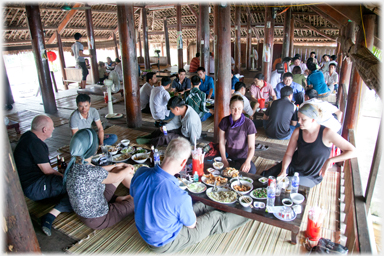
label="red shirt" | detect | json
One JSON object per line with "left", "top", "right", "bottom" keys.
{"left": 189, "top": 57, "right": 200, "bottom": 73}
{"left": 249, "top": 81, "right": 276, "bottom": 101}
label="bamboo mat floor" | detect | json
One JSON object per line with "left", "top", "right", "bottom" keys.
{"left": 55, "top": 93, "right": 124, "bottom": 111}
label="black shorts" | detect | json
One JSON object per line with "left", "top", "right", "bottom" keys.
{"left": 78, "top": 61, "right": 89, "bottom": 81}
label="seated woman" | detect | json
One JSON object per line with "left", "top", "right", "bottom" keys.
{"left": 218, "top": 95, "right": 257, "bottom": 174}
{"left": 261, "top": 104, "right": 356, "bottom": 188}
{"left": 292, "top": 66, "right": 307, "bottom": 90}
{"left": 64, "top": 128, "right": 135, "bottom": 230}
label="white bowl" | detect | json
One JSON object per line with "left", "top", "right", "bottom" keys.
{"left": 121, "top": 139, "right": 130, "bottom": 147}
{"left": 214, "top": 157, "right": 222, "bottom": 162}
{"left": 239, "top": 196, "right": 253, "bottom": 207}
{"left": 213, "top": 161, "right": 224, "bottom": 170}
{"left": 131, "top": 153, "right": 149, "bottom": 164}
{"left": 290, "top": 193, "right": 305, "bottom": 204}
{"left": 231, "top": 181, "right": 253, "bottom": 195}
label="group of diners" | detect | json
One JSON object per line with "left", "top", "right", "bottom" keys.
{"left": 13, "top": 57, "right": 355, "bottom": 252}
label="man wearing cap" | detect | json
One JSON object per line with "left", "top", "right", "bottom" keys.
{"left": 13, "top": 115, "right": 73, "bottom": 236}
{"left": 149, "top": 77, "right": 175, "bottom": 126}
{"left": 275, "top": 72, "right": 305, "bottom": 105}
{"left": 69, "top": 94, "right": 118, "bottom": 146}
{"left": 64, "top": 128, "right": 135, "bottom": 230}
{"left": 71, "top": 32, "right": 92, "bottom": 89}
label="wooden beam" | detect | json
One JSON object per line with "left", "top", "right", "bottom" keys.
{"left": 46, "top": 3, "right": 81, "bottom": 44}
{"left": 142, "top": 7, "right": 150, "bottom": 70}
{"left": 309, "top": 5, "right": 349, "bottom": 28}
{"left": 200, "top": 4, "right": 210, "bottom": 73}
{"left": 246, "top": 8, "right": 252, "bottom": 70}
{"left": 164, "top": 18, "right": 171, "bottom": 66}
{"left": 294, "top": 17, "right": 337, "bottom": 41}
{"left": 325, "top": 4, "right": 362, "bottom": 25}
{"left": 187, "top": 5, "right": 198, "bottom": 18}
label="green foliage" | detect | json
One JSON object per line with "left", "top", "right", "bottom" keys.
{"left": 372, "top": 46, "right": 382, "bottom": 61}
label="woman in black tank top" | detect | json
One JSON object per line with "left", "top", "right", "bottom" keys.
{"left": 262, "top": 104, "right": 356, "bottom": 188}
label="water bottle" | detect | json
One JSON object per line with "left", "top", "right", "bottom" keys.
{"left": 154, "top": 149, "right": 160, "bottom": 166}
{"left": 193, "top": 171, "right": 199, "bottom": 182}
{"left": 291, "top": 172, "right": 300, "bottom": 194}
{"left": 267, "top": 185, "right": 276, "bottom": 208}
{"left": 162, "top": 126, "right": 168, "bottom": 135}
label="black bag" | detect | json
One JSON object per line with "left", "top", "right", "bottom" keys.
{"left": 309, "top": 238, "right": 348, "bottom": 254}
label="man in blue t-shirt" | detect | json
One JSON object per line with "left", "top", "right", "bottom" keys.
{"left": 231, "top": 70, "right": 239, "bottom": 94}
{"left": 275, "top": 72, "right": 305, "bottom": 105}
{"left": 197, "top": 66, "right": 215, "bottom": 99}
{"left": 130, "top": 137, "right": 249, "bottom": 253}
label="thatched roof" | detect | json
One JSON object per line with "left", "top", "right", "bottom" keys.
{"left": 2, "top": 2, "right": 381, "bottom": 53}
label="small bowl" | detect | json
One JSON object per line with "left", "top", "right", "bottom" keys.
{"left": 214, "top": 157, "right": 222, "bottom": 162}
{"left": 121, "top": 139, "right": 130, "bottom": 147}
{"left": 213, "top": 161, "right": 224, "bottom": 170}
{"left": 239, "top": 196, "right": 253, "bottom": 207}
{"left": 253, "top": 201, "right": 265, "bottom": 209}
{"left": 131, "top": 153, "right": 149, "bottom": 164}
{"left": 290, "top": 193, "right": 305, "bottom": 204}
{"left": 231, "top": 181, "right": 253, "bottom": 195}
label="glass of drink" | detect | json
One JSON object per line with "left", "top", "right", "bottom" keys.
{"left": 192, "top": 154, "right": 204, "bottom": 177}
{"left": 275, "top": 181, "right": 282, "bottom": 196}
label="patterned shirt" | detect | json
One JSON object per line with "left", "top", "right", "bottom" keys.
{"left": 249, "top": 81, "right": 276, "bottom": 102}
{"left": 189, "top": 57, "right": 200, "bottom": 73}
{"left": 66, "top": 164, "right": 109, "bottom": 219}
{"left": 185, "top": 87, "right": 210, "bottom": 117}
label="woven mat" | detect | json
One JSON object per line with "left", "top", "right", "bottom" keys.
{"left": 6, "top": 110, "right": 69, "bottom": 143}
{"left": 141, "top": 112, "right": 155, "bottom": 123}
{"left": 253, "top": 156, "right": 280, "bottom": 175}
{"left": 255, "top": 129, "right": 290, "bottom": 146}
{"left": 67, "top": 171, "right": 338, "bottom": 254}
{"left": 202, "top": 115, "right": 215, "bottom": 133}
{"left": 55, "top": 94, "right": 124, "bottom": 111}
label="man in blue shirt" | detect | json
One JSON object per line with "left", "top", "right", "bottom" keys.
{"left": 197, "top": 67, "right": 215, "bottom": 99}
{"left": 130, "top": 137, "right": 249, "bottom": 253}
{"left": 231, "top": 70, "right": 239, "bottom": 94}
{"left": 275, "top": 72, "right": 305, "bottom": 105}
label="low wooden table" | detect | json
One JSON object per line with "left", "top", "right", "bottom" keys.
{"left": 188, "top": 161, "right": 309, "bottom": 245}
{"left": 6, "top": 120, "right": 20, "bottom": 134}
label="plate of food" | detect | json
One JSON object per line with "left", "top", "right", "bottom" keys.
{"left": 206, "top": 187, "right": 238, "bottom": 204}
{"left": 231, "top": 180, "right": 253, "bottom": 195}
{"left": 221, "top": 167, "right": 239, "bottom": 178}
{"left": 131, "top": 153, "right": 149, "bottom": 164}
{"left": 120, "top": 146, "right": 135, "bottom": 154}
{"left": 135, "top": 147, "right": 148, "bottom": 154}
{"left": 250, "top": 188, "right": 268, "bottom": 200}
{"left": 111, "top": 153, "right": 131, "bottom": 163}
{"left": 201, "top": 174, "right": 228, "bottom": 186}
{"left": 230, "top": 177, "right": 253, "bottom": 184}
{"left": 102, "top": 145, "right": 120, "bottom": 155}
{"left": 258, "top": 177, "right": 268, "bottom": 184}
{"left": 91, "top": 153, "right": 105, "bottom": 163}
{"left": 187, "top": 182, "right": 207, "bottom": 193}
{"left": 133, "top": 164, "right": 149, "bottom": 172}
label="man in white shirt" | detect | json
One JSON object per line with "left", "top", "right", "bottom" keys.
{"left": 324, "top": 63, "right": 339, "bottom": 93}
{"left": 270, "top": 63, "right": 283, "bottom": 89}
{"left": 150, "top": 77, "right": 174, "bottom": 125}
{"left": 301, "top": 88, "right": 343, "bottom": 134}
{"left": 289, "top": 57, "right": 307, "bottom": 74}
{"left": 140, "top": 72, "right": 158, "bottom": 113}
{"left": 233, "top": 82, "right": 257, "bottom": 120}
{"left": 114, "top": 58, "right": 123, "bottom": 81}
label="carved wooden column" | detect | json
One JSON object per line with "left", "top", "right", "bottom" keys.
{"left": 85, "top": 6, "right": 99, "bottom": 83}
{"left": 289, "top": 16, "right": 294, "bottom": 57}
{"left": 142, "top": 7, "right": 150, "bottom": 70}
{"left": 56, "top": 31, "right": 68, "bottom": 90}
{"left": 213, "top": 4, "right": 231, "bottom": 143}
{"left": 200, "top": 4, "right": 210, "bottom": 73}
{"left": 262, "top": 7, "right": 274, "bottom": 83}
{"left": 163, "top": 18, "right": 171, "bottom": 66}
{"left": 282, "top": 7, "right": 292, "bottom": 59}
{"left": 117, "top": 4, "right": 142, "bottom": 128}
{"left": 26, "top": 5, "right": 57, "bottom": 114}
{"left": 234, "top": 5, "right": 241, "bottom": 73}
{"left": 113, "top": 32, "right": 119, "bottom": 59}
{"left": 176, "top": 4, "right": 183, "bottom": 69}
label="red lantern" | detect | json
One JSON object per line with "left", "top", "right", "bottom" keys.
{"left": 47, "top": 51, "right": 57, "bottom": 62}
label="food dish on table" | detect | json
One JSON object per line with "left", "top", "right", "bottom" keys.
{"left": 201, "top": 174, "right": 228, "bottom": 186}
{"left": 111, "top": 153, "right": 131, "bottom": 162}
{"left": 131, "top": 153, "right": 149, "bottom": 163}
{"left": 206, "top": 187, "right": 237, "bottom": 204}
{"left": 250, "top": 188, "right": 268, "bottom": 199}
{"left": 120, "top": 146, "right": 135, "bottom": 154}
{"left": 222, "top": 167, "right": 239, "bottom": 178}
{"left": 231, "top": 180, "right": 253, "bottom": 195}
{"left": 187, "top": 182, "right": 207, "bottom": 193}
{"left": 230, "top": 177, "right": 253, "bottom": 184}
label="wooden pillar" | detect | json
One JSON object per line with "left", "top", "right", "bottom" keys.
{"left": 26, "top": 5, "right": 57, "bottom": 114}
{"left": 196, "top": 5, "right": 201, "bottom": 53}
{"left": 338, "top": 25, "right": 353, "bottom": 108}
{"left": 138, "top": 30, "right": 143, "bottom": 57}
{"left": 113, "top": 32, "right": 119, "bottom": 59}
{"left": 213, "top": 4, "right": 231, "bottom": 143}
{"left": 85, "top": 6, "right": 98, "bottom": 83}
{"left": 262, "top": 7, "right": 274, "bottom": 83}
{"left": 289, "top": 16, "right": 294, "bottom": 57}
{"left": 176, "top": 4, "right": 183, "bottom": 69}
{"left": 142, "top": 7, "right": 150, "bottom": 70}
{"left": 5, "top": 136, "right": 41, "bottom": 252}
{"left": 342, "top": 20, "right": 363, "bottom": 140}
{"left": 246, "top": 8, "right": 252, "bottom": 70}
{"left": 282, "top": 7, "right": 292, "bottom": 59}
{"left": 234, "top": 6, "right": 241, "bottom": 73}
{"left": 336, "top": 27, "right": 343, "bottom": 74}
{"left": 4, "top": 60, "right": 15, "bottom": 106}
{"left": 117, "top": 4, "right": 142, "bottom": 128}
{"left": 187, "top": 39, "right": 190, "bottom": 64}
{"left": 56, "top": 31, "right": 68, "bottom": 90}
{"left": 257, "top": 42, "right": 263, "bottom": 70}
{"left": 161, "top": 40, "right": 164, "bottom": 57}
{"left": 163, "top": 18, "right": 171, "bottom": 66}
{"left": 200, "top": 4, "right": 210, "bottom": 74}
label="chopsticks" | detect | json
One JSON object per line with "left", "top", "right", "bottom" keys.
{"left": 233, "top": 189, "right": 254, "bottom": 208}
{"left": 178, "top": 177, "right": 190, "bottom": 189}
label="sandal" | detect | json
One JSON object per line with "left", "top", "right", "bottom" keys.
{"left": 255, "top": 143, "right": 269, "bottom": 151}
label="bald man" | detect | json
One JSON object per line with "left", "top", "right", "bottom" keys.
{"left": 13, "top": 115, "right": 73, "bottom": 237}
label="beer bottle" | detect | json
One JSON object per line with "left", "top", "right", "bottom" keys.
{"left": 60, "top": 157, "right": 67, "bottom": 173}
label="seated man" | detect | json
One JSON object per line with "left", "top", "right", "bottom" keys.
{"left": 13, "top": 115, "right": 72, "bottom": 236}
{"left": 149, "top": 77, "right": 174, "bottom": 125}
{"left": 324, "top": 63, "right": 339, "bottom": 92}
{"left": 130, "top": 137, "right": 249, "bottom": 253}
{"left": 140, "top": 72, "right": 157, "bottom": 113}
{"left": 270, "top": 63, "right": 283, "bottom": 89}
{"left": 98, "top": 61, "right": 109, "bottom": 84}
{"left": 275, "top": 72, "right": 305, "bottom": 105}
{"left": 69, "top": 94, "right": 117, "bottom": 146}
{"left": 197, "top": 67, "right": 215, "bottom": 99}
{"left": 137, "top": 96, "right": 201, "bottom": 147}
{"left": 231, "top": 70, "right": 239, "bottom": 94}
{"left": 233, "top": 82, "right": 257, "bottom": 120}
{"left": 185, "top": 75, "right": 214, "bottom": 122}
{"left": 170, "top": 68, "right": 191, "bottom": 96}
{"left": 301, "top": 88, "right": 343, "bottom": 134}
{"left": 189, "top": 53, "right": 200, "bottom": 73}
{"left": 261, "top": 86, "right": 298, "bottom": 140}
{"left": 114, "top": 58, "right": 123, "bottom": 81}
{"left": 249, "top": 73, "right": 277, "bottom": 109}
{"left": 289, "top": 57, "right": 307, "bottom": 74}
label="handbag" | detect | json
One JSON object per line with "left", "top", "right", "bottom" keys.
{"left": 309, "top": 238, "right": 348, "bottom": 254}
